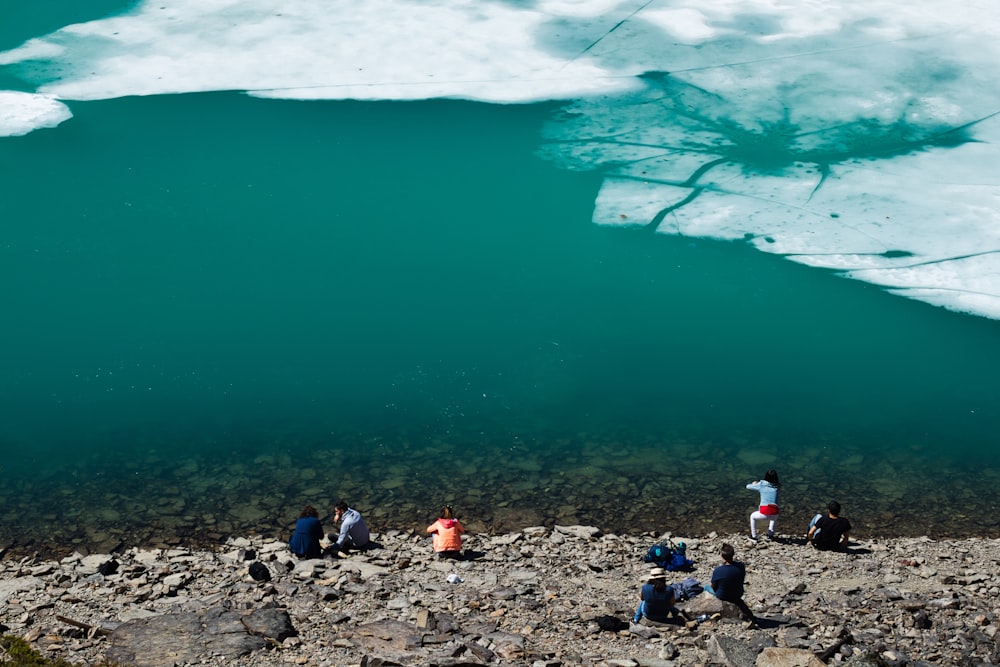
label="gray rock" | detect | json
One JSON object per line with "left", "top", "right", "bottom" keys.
{"left": 242, "top": 607, "right": 296, "bottom": 641}
{"left": 415, "top": 608, "right": 435, "bottom": 630}
{"left": 0, "top": 576, "right": 43, "bottom": 604}
{"left": 353, "top": 619, "right": 424, "bottom": 656}
{"left": 628, "top": 621, "right": 661, "bottom": 639}
{"left": 105, "top": 607, "right": 268, "bottom": 667}
{"left": 340, "top": 559, "right": 391, "bottom": 579}
{"left": 705, "top": 634, "right": 756, "bottom": 667}
{"left": 486, "top": 631, "right": 526, "bottom": 660}
{"left": 680, "top": 591, "right": 745, "bottom": 619}
{"left": 490, "top": 586, "right": 518, "bottom": 600}
{"left": 553, "top": 525, "right": 602, "bottom": 540}
{"left": 756, "top": 647, "right": 825, "bottom": 667}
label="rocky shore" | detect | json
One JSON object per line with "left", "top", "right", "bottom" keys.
{"left": 2, "top": 527, "right": 999, "bottom": 667}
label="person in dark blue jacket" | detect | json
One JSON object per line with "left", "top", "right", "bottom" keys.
{"left": 706, "top": 543, "right": 755, "bottom": 621}
{"left": 289, "top": 505, "right": 324, "bottom": 559}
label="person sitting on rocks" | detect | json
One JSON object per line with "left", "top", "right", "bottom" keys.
{"left": 706, "top": 543, "right": 755, "bottom": 621}
{"left": 288, "top": 505, "right": 324, "bottom": 559}
{"left": 427, "top": 504, "right": 465, "bottom": 559}
{"left": 807, "top": 501, "right": 852, "bottom": 551}
{"left": 632, "top": 567, "right": 682, "bottom": 624}
{"left": 326, "top": 500, "right": 370, "bottom": 555}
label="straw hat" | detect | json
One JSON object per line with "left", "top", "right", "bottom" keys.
{"left": 647, "top": 567, "right": 666, "bottom": 579}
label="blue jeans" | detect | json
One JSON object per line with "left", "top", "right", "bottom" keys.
{"left": 808, "top": 513, "right": 823, "bottom": 538}
{"left": 633, "top": 601, "right": 677, "bottom": 623}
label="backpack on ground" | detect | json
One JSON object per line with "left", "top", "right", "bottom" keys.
{"left": 642, "top": 539, "right": 695, "bottom": 572}
{"left": 642, "top": 543, "right": 673, "bottom": 565}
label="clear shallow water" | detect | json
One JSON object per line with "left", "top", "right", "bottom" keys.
{"left": 1, "top": 3, "right": 1000, "bottom": 553}
{"left": 1, "top": 91, "right": 999, "bottom": 552}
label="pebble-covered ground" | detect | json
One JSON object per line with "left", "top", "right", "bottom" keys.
{"left": 2, "top": 525, "right": 999, "bottom": 666}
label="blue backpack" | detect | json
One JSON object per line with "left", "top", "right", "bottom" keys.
{"left": 643, "top": 543, "right": 673, "bottom": 564}
{"left": 642, "top": 541, "right": 695, "bottom": 572}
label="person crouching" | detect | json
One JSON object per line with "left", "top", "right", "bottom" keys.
{"left": 427, "top": 504, "right": 465, "bottom": 559}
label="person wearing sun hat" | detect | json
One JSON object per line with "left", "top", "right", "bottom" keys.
{"left": 632, "top": 566, "right": 681, "bottom": 624}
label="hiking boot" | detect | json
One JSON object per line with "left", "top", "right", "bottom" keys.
{"left": 748, "top": 535, "right": 758, "bottom": 542}
{"left": 767, "top": 530, "right": 775, "bottom": 541}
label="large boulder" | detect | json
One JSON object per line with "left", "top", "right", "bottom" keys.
{"left": 681, "top": 591, "right": 747, "bottom": 619}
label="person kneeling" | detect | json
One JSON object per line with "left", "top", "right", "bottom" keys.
{"left": 633, "top": 567, "right": 682, "bottom": 624}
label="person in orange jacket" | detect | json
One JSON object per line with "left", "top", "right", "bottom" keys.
{"left": 427, "top": 505, "right": 465, "bottom": 559}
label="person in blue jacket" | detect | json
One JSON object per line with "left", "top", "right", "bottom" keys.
{"left": 706, "top": 543, "right": 755, "bottom": 621}
{"left": 288, "top": 505, "right": 324, "bottom": 559}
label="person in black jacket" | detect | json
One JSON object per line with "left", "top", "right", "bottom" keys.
{"left": 807, "top": 501, "right": 852, "bottom": 551}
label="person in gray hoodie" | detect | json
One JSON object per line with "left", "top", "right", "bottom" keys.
{"left": 327, "top": 500, "right": 370, "bottom": 555}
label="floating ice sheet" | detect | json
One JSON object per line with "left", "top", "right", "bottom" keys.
{"left": 0, "top": 91, "right": 71, "bottom": 136}
{"left": 2, "top": 0, "right": 999, "bottom": 317}
{"left": 541, "top": 72, "right": 1000, "bottom": 318}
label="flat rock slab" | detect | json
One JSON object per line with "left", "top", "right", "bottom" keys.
{"left": 354, "top": 619, "right": 424, "bottom": 653}
{"left": 553, "top": 525, "right": 602, "bottom": 539}
{"left": 0, "top": 576, "right": 42, "bottom": 603}
{"left": 105, "top": 606, "right": 292, "bottom": 667}
{"left": 756, "top": 647, "right": 826, "bottom": 667}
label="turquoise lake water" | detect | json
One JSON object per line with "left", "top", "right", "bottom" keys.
{"left": 1, "top": 3, "right": 999, "bottom": 553}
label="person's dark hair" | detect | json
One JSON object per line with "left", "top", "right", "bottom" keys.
{"left": 650, "top": 578, "right": 668, "bottom": 593}
{"left": 721, "top": 543, "right": 735, "bottom": 563}
{"left": 440, "top": 505, "right": 454, "bottom": 520}
{"left": 764, "top": 469, "right": 780, "bottom": 487}
{"left": 827, "top": 501, "right": 842, "bottom": 516}
{"left": 300, "top": 505, "right": 318, "bottom": 519}
{"left": 334, "top": 501, "right": 348, "bottom": 513}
